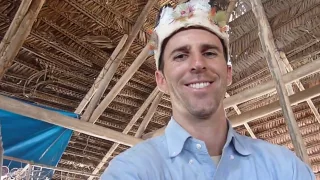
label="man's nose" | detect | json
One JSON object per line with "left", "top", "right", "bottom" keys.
{"left": 190, "top": 53, "right": 206, "bottom": 73}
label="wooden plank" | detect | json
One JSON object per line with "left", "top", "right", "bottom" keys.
{"left": 88, "top": 44, "right": 150, "bottom": 123}
{"left": 250, "top": 0, "right": 310, "bottom": 165}
{"left": 0, "top": 95, "right": 142, "bottom": 147}
{"left": 0, "top": 0, "right": 45, "bottom": 79}
{"left": 87, "top": 88, "right": 159, "bottom": 180}
{"left": 81, "top": 0, "right": 157, "bottom": 122}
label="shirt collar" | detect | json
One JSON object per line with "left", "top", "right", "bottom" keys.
{"left": 164, "top": 117, "right": 252, "bottom": 158}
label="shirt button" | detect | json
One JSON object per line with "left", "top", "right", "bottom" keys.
{"left": 189, "top": 159, "right": 194, "bottom": 164}
{"left": 196, "top": 144, "right": 202, "bottom": 150}
{"left": 230, "top": 155, "right": 235, "bottom": 160}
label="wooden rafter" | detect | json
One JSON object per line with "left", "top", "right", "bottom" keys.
{"left": 0, "top": 0, "right": 45, "bottom": 79}
{"left": 75, "top": 35, "right": 128, "bottom": 114}
{"left": 250, "top": 0, "right": 309, "bottom": 165}
{"left": 81, "top": 0, "right": 157, "bottom": 122}
{"left": 88, "top": 44, "right": 151, "bottom": 123}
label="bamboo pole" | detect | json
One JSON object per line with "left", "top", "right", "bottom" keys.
{"left": 88, "top": 44, "right": 151, "bottom": 123}
{"left": 250, "top": 0, "right": 310, "bottom": 165}
{"left": 0, "top": 0, "right": 45, "bottom": 80}
{"left": 0, "top": 95, "right": 142, "bottom": 147}
{"left": 135, "top": 92, "right": 164, "bottom": 138}
{"left": 87, "top": 88, "right": 159, "bottom": 180}
{"left": 81, "top": 0, "right": 157, "bottom": 122}
{"left": 3, "top": 156, "right": 100, "bottom": 177}
{"left": 74, "top": 35, "right": 128, "bottom": 114}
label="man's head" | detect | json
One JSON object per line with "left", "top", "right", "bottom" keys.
{"left": 151, "top": 0, "right": 232, "bottom": 120}
{"left": 155, "top": 28, "right": 232, "bottom": 119}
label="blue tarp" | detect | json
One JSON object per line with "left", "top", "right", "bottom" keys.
{"left": 0, "top": 98, "right": 79, "bottom": 178}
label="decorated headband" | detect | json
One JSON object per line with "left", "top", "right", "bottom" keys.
{"left": 149, "top": 0, "right": 231, "bottom": 70}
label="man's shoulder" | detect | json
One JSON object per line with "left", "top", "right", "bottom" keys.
{"left": 236, "top": 133, "right": 315, "bottom": 179}
{"left": 238, "top": 133, "right": 295, "bottom": 159}
{"left": 114, "top": 135, "right": 167, "bottom": 162}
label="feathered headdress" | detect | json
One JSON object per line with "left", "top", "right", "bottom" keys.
{"left": 149, "top": 0, "right": 231, "bottom": 70}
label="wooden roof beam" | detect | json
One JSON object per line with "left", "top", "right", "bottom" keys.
{"left": 250, "top": 0, "right": 309, "bottom": 165}
{"left": 80, "top": 0, "right": 157, "bottom": 123}
{"left": 87, "top": 88, "right": 159, "bottom": 180}
{"left": 0, "top": 94, "right": 142, "bottom": 146}
{"left": 87, "top": 45, "right": 151, "bottom": 123}
{"left": 0, "top": 0, "right": 45, "bottom": 80}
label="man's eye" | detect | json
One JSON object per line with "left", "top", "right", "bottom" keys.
{"left": 173, "top": 54, "right": 187, "bottom": 61}
{"left": 204, "top": 52, "right": 217, "bottom": 58}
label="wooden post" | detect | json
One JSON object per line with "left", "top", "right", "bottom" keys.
{"left": 81, "top": 0, "right": 157, "bottom": 121}
{"left": 87, "top": 88, "right": 159, "bottom": 180}
{"left": 74, "top": 35, "right": 128, "bottom": 114}
{"left": 250, "top": 0, "right": 310, "bottom": 165}
{"left": 135, "top": 92, "right": 164, "bottom": 138}
{"left": 0, "top": 0, "right": 45, "bottom": 80}
{"left": 88, "top": 44, "right": 150, "bottom": 123}
{"left": 0, "top": 95, "right": 142, "bottom": 147}
{"left": 3, "top": 156, "right": 101, "bottom": 177}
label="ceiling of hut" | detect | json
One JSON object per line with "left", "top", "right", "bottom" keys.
{"left": 0, "top": 0, "right": 320, "bottom": 179}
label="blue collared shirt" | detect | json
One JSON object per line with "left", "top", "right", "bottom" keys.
{"left": 101, "top": 118, "right": 315, "bottom": 180}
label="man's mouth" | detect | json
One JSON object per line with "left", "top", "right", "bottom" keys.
{"left": 186, "top": 82, "right": 213, "bottom": 89}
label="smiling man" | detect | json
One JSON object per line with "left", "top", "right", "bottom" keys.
{"left": 101, "top": 0, "right": 315, "bottom": 179}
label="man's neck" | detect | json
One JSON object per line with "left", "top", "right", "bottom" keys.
{"left": 172, "top": 105, "right": 228, "bottom": 156}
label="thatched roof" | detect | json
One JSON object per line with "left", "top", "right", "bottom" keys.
{"left": 0, "top": 0, "right": 319, "bottom": 179}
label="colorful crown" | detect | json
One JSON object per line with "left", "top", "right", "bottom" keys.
{"left": 149, "top": 0, "right": 231, "bottom": 70}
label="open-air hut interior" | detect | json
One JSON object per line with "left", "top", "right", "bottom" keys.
{"left": 0, "top": 0, "right": 320, "bottom": 179}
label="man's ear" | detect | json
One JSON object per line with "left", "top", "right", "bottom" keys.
{"left": 155, "top": 70, "right": 168, "bottom": 94}
{"left": 227, "top": 65, "right": 232, "bottom": 86}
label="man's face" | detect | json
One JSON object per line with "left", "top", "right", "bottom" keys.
{"left": 155, "top": 28, "right": 232, "bottom": 119}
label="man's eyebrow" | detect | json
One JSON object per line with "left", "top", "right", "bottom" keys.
{"left": 169, "top": 45, "right": 190, "bottom": 57}
{"left": 201, "top": 44, "right": 222, "bottom": 52}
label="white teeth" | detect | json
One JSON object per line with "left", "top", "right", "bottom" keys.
{"left": 188, "top": 82, "right": 210, "bottom": 89}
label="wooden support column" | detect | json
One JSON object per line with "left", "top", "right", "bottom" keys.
{"left": 135, "top": 92, "right": 164, "bottom": 138}
{"left": 0, "top": 95, "right": 142, "bottom": 147}
{"left": 74, "top": 35, "right": 128, "bottom": 114}
{"left": 88, "top": 45, "right": 150, "bottom": 123}
{"left": 279, "top": 51, "right": 320, "bottom": 124}
{"left": 225, "top": 93, "right": 256, "bottom": 138}
{"left": 80, "top": 0, "right": 157, "bottom": 122}
{"left": 250, "top": 0, "right": 310, "bottom": 165}
{"left": 87, "top": 88, "right": 159, "bottom": 180}
{"left": 0, "top": 0, "right": 45, "bottom": 80}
